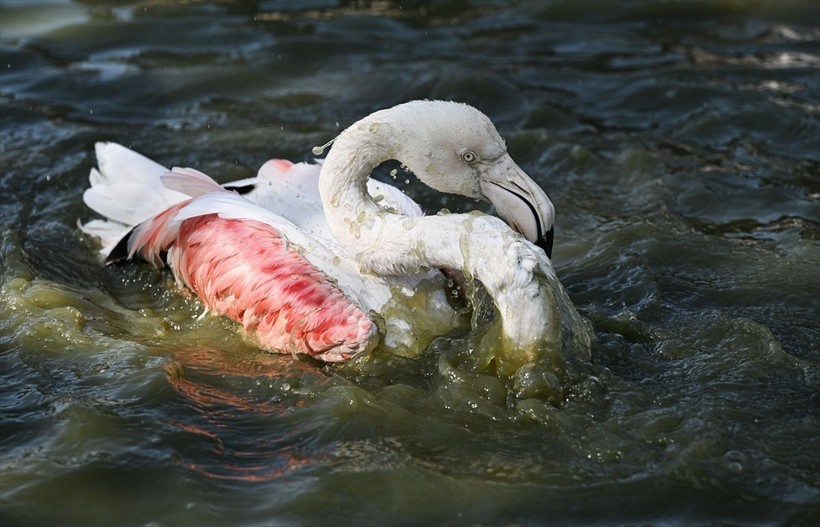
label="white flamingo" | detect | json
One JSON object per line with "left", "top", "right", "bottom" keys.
{"left": 81, "top": 100, "right": 582, "bottom": 367}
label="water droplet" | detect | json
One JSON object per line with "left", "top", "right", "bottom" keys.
{"left": 724, "top": 450, "right": 745, "bottom": 474}
{"left": 312, "top": 137, "right": 336, "bottom": 156}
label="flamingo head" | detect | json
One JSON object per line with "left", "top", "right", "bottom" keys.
{"left": 384, "top": 100, "right": 556, "bottom": 258}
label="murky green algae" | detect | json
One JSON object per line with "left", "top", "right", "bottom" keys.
{"left": 2, "top": 1, "right": 819, "bottom": 526}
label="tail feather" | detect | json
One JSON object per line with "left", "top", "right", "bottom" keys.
{"left": 161, "top": 167, "right": 224, "bottom": 198}
{"left": 82, "top": 142, "right": 189, "bottom": 226}
{"left": 80, "top": 142, "right": 196, "bottom": 258}
{"left": 95, "top": 142, "right": 166, "bottom": 182}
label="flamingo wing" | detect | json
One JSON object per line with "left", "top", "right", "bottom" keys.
{"left": 126, "top": 187, "right": 378, "bottom": 361}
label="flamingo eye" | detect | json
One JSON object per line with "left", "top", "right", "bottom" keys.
{"left": 462, "top": 151, "right": 478, "bottom": 164}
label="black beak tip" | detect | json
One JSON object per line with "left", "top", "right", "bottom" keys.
{"left": 536, "top": 226, "right": 554, "bottom": 259}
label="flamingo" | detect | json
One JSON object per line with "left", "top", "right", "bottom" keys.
{"left": 81, "top": 100, "right": 581, "bottom": 368}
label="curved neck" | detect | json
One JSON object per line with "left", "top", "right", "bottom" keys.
{"left": 318, "top": 113, "right": 469, "bottom": 275}
{"left": 318, "top": 115, "right": 394, "bottom": 243}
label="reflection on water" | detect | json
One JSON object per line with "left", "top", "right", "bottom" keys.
{"left": 164, "top": 347, "right": 325, "bottom": 483}
{"left": 1, "top": 0, "right": 819, "bottom": 526}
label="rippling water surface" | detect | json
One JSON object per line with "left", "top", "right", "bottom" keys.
{"left": 1, "top": 1, "right": 819, "bottom": 526}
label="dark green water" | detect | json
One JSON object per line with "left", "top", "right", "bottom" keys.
{"left": 1, "top": 1, "right": 819, "bottom": 526}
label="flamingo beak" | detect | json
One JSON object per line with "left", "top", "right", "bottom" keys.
{"left": 479, "top": 156, "right": 555, "bottom": 258}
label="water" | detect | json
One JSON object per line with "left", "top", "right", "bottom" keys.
{"left": 1, "top": 1, "right": 819, "bottom": 525}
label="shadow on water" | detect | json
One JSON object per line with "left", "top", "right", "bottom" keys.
{"left": 1, "top": 0, "right": 819, "bottom": 526}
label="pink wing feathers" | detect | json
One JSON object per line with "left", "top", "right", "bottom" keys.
{"left": 126, "top": 182, "right": 377, "bottom": 362}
